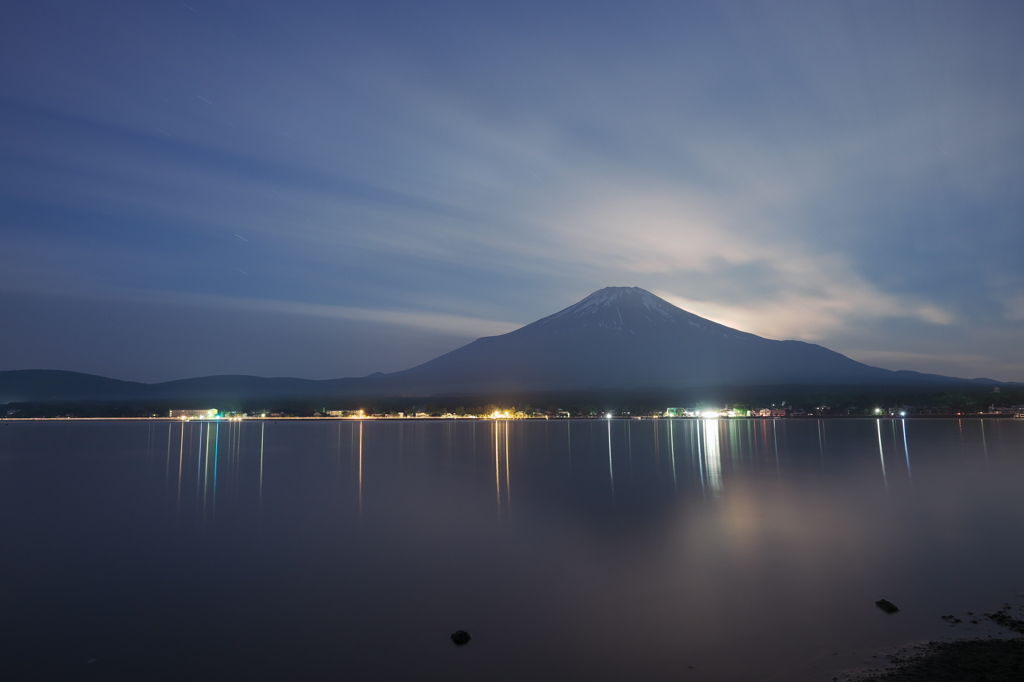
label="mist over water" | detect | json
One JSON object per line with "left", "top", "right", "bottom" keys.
{"left": 1, "top": 418, "right": 1022, "bottom": 681}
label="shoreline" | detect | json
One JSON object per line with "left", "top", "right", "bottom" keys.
{"left": 836, "top": 602, "right": 1024, "bottom": 681}
{"left": 842, "top": 638, "right": 1023, "bottom": 681}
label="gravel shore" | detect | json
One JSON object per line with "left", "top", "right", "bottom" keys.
{"left": 848, "top": 638, "right": 1023, "bottom": 681}
{"left": 844, "top": 603, "right": 1024, "bottom": 682}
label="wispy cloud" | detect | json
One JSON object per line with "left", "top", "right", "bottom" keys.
{"left": 174, "top": 294, "right": 521, "bottom": 338}
{"left": 538, "top": 182, "right": 955, "bottom": 341}
{"left": 0, "top": 275, "right": 519, "bottom": 339}
{"left": 1006, "top": 296, "right": 1024, "bottom": 321}
{"left": 844, "top": 349, "right": 1014, "bottom": 380}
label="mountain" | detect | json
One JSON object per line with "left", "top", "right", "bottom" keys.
{"left": 0, "top": 287, "right": 1004, "bottom": 403}
{"left": 378, "top": 286, "right": 983, "bottom": 393}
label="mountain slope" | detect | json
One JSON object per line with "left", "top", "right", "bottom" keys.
{"left": 382, "top": 287, "right": 970, "bottom": 392}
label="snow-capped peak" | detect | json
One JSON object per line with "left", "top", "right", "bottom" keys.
{"left": 529, "top": 286, "right": 724, "bottom": 335}
{"left": 546, "top": 287, "right": 667, "bottom": 319}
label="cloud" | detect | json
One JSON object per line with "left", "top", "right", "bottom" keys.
{"left": 843, "top": 349, "right": 1016, "bottom": 381}
{"left": 186, "top": 295, "right": 521, "bottom": 338}
{"left": 539, "top": 183, "right": 956, "bottom": 341}
{"left": 656, "top": 289, "right": 954, "bottom": 344}
{"left": 2, "top": 0, "right": 1022, "bottom": 384}
{"left": 0, "top": 276, "right": 519, "bottom": 340}
{"left": 1006, "top": 296, "right": 1024, "bottom": 321}
{"left": 551, "top": 189, "right": 741, "bottom": 274}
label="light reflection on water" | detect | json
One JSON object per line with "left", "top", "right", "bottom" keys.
{"left": 0, "top": 418, "right": 1023, "bottom": 681}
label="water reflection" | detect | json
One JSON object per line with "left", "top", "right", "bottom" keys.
{"left": 494, "top": 421, "right": 502, "bottom": 517}
{"left": 41, "top": 416, "right": 1019, "bottom": 531}
{"left": 667, "top": 419, "right": 677, "bottom": 489}
{"left": 3, "top": 418, "right": 1024, "bottom": 682}
{"left": 505, "top": 421, "right": 511, "bottom": 512}
{"left": 902, "top": 418, "right": 913, "bottom": 485}
{"left": 877, "top": 418, "right": 888, "bottom": 488}
{"left": 772, "top": 419, "right": 780, "bottom": 471}
{"left": 981, "top": 419, "right": 989, "bottom": 458}
{"left": 492, "top": 419, "right": 512, "bottom": 518}
{"left": 177, "top": 422, "right": 185, "bottom": 510}
{"left": 817, "top": 419, "right": 825, "bottom": 466}
{"left": 607, "top": 418, "right": 615, "bottom": 500}
{"left": 358, "top": 420, "right": 364, "bottom": 516}
{"left": 702, "top": 418, "right": 723, "bottom": 497}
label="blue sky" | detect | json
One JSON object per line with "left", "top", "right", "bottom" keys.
{"left": 2, "top": 0, "right": 1023, "bottom": 383}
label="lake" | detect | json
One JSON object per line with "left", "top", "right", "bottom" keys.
{"left": 1, "top": 418, "right": 1023, "bottom": 681}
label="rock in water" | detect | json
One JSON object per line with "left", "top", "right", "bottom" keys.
{"left": 451, "top": 630, "right": 471, "bottom": 646}
{"left": 876, "top": 598, "right": 900, "bottom": 613}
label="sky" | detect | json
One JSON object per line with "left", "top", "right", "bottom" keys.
{"left": 2, "top": 0, "right": 1023, "bottom": 384}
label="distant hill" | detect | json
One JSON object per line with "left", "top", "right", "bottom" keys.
{"left": 0, "top": 370, "right": 377, "bottom": 404}
{"left": 0, "top": 370, "right": 149, "bottom": 403}
{"left": 0, "top": 287, "right": 1007, "bottom": 403}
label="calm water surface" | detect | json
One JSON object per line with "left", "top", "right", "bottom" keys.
{"left": 1, "top": 418, "right": 1023, "bottom": 681}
